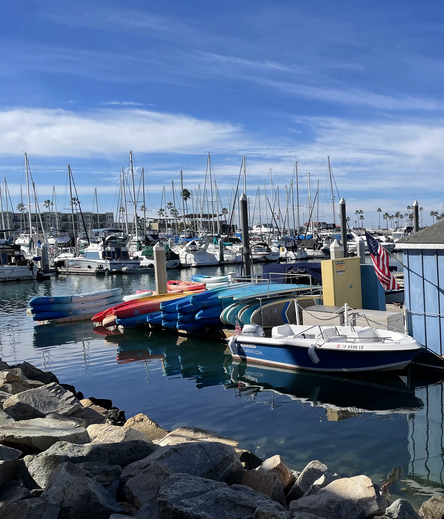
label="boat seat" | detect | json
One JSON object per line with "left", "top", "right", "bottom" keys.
{"left": 320, "top": 327, "right": 338, "bottom": 338}
{"left": 347, "top": 327, "right": 382, "bottom": 342}
{"left": 271, "top": 324, "right": 293, "bottom": 338}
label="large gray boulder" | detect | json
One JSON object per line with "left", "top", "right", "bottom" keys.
{"left": 258, "top": 455, "right": 295, "bottom": 493}
{"left": 286, "top": 459, "right": 338, "bottom": 502}
{"left": 121, "top": 440, "right": 243, "bottom": 484}
{"left": 157, "top": 473, "right": 288, "bottom": 519}
{"left": 0, "top": 445, "right": 22, "bottom": 487}
{"left": 0, "top": 408, "right": 15, "bottom": 425}
{"left": 3, "top": 382, "right": 82, "bottom": 420}
{"left": 157, "top": 426, "right": 238, "bottom": 447}
{"left": 380, "top": 498, "right": 421, "bottom": 519}
{"left": 0, "top": 359, "right": 10, "bottom": 370}
{"left": 87, "top": 423, "right": 153, "bottom": 444}
{"left": 289, "top": 475, "right": 386, "bottom": 518}
{"left": 253, "top": 505, "right": 293, "bottom": 518}
{"left": 419, "top": 496, "right": 444, "bottom": 519}
{"left": 0, "top": 367, "right": 42, "bottom": 394}
{"left": 12, "top": 362, "right": 59, "bottom": 385}
{"left": 124, "top": 461, "right": 173, "bottom": 509}
{"left": 0, "top": 389, "right": 13, "bottom": 407}
{"left": 77, "top": 461, "right": 122, "bottom": 498}
{"left": 0, "top": 416, "right": 89, "bottom": 452}
{"left": 240, "top": 468, "right": 286, "bottom": 505}
{"left": 24, "top": 439, "right": 156, "bottom": 488}
{"left": 0, "top": 479, "right": 32, "bottom": 510}
{"left": 124, "top": 413, "right": 169, "bottom": 443}
{"left": 41, "top": 462, "right": 122, "bottom": 519}
{"left": 0, "top": 497, "right": 60, "bottom": 519}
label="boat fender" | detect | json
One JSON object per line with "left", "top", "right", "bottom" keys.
{"left": 308, "top": 346, "right": 320, "bottom": 364}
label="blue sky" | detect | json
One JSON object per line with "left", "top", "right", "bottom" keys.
{"left": 0, "top": 0, "right": 443, "bottom": 229}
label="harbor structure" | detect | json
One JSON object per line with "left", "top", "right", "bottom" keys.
{"left": 397, "top": 221, "right": 444, "bottom": 357}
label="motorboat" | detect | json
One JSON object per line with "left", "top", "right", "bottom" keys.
{"left": 57, "top": 228, "right": 140, "bottom": 274}
{"left": 132, "top": 244, "right": 180, "bottom": 269}
{"left": 0, "top": 240, "right": 37, "bottom": 281}
{"left": 177, "top": 239, "right": 219, "bottom": 267}
{"left": 228, "top": 317, "right": 422, "bottom": 373}
{"left": 250, "top": 240, "right": 280, "bottom": 262}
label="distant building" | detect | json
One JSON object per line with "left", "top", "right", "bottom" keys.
{"left": 0, "top": 210, "right": 115, "bottom": 237}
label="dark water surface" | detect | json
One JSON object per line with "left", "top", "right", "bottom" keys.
{"left": 0, "top": 264, "right": 443, "bottom": 508}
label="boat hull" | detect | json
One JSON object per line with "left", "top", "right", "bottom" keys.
{"left": 228, "top": 336, "right": 421, "bottom": 373}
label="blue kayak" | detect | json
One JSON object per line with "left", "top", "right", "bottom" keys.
{"left": 162, "top": 319, "right": 178, "bottom": 330}
{"left": 161, "top": 311, "right": 179, "bottom": 322}
{"left": 161, "top": 295, "right": 192, "bottom": 312}
{"left": 195, "top": 305, "right": 222, "bottom": 320}
{"left": 116, "top": 314, "right": 148, "bottom": 328}
{"left": 30, "top": 288, "right": 123, "bottom": 307}
{"left": 146, "top": 312, "right": 163, "bottom": 325}
{"left": 177, "top": 312, "right": 196, "bottom": 323}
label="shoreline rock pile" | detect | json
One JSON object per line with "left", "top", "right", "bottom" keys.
{"left": 1, "top": 359, "right": 442, "bottom": 519}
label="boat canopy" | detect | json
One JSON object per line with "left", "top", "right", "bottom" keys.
{"left": 262, "top": 262, "right": 322, "bottom": 284}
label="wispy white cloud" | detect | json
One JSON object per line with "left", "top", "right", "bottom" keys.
{"left": 0, "top": 107, "right": 244, "bottom": 157}
{"left": 102, "top": 101, "right": 143, "bottom": 106}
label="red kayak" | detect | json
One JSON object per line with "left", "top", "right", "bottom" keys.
{"left": 167, "top": 280, "right": 206, "bottom": 292}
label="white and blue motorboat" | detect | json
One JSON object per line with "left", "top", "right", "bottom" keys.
{"left": 228, "top": 322, "right": 422, "bottom": 373}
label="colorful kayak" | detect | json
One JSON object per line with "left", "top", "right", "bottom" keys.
{"left": 167, "top": 280, "right": 206, "bottom": 292}
{"left": 33, "top": 300, "right": 119, "bottom": 322}
{"left": 29, "top": 288, "right": 123, "bottom": 307}
{"left": 146, "top": 312, "right": 163, "bottom": 325}
{"left": 195, "top": 305, "right": 222, "bottom": 320}
{"left": 116, "top": 314, "right": 150, "bottom": 328}
{"left": 30, "top": 294, "right": 123, "bottom": 313}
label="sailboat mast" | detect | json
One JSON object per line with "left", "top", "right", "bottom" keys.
{"left": 129, "top": 151, "right": 138, "bottom": 241}
{"left": 52, "top": 186, "right": 60, "bottom": 230}
{"left": 328, "top": 156, "right": 336, "bottom": 227}
{"left": 24, "top": 153, "right": 33, "bottom": 236}
{"left": 122, "top": 167, "right": 129, "bottom": 235}
{"left": 171, "top": 179, "right": 177, "bottom": 235}
{"left": 180, "top": 170, "right": 186, "bottom": 233}
{"left": 68, "top": 164, "right": 77, "bottom": 246}
{"left": 307, "top": 172, "right": 312, "bottom": 234}
{"left": 0, "top": 184, "right": 5, "bottom": 238}
{"left": 142, "top": 168, "right": 147, "bottom": 238}
{"left": 295, "top": 162, "right": 300, "bottom": 236}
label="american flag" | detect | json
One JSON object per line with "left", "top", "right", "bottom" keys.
{"left": 365, "top": 231, "right": 399, "bottom": 291}
{"left": 234, "top": 317, "right": 242, "bottom": 335}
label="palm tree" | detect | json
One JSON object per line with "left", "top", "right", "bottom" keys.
{"left": 383, "top": 212, "right": 390, "bottom": 230}
{"left": 377, "top": 208, "right": 382, "bottom": 229}
{"left": 181, "top": 188, "right": 191, "bottom": 230}
{"left": 158, "top": 208, "right": 165, "bottom": 233}
{"left": 355, "top": 210, "right": 364, "bottom": 228}
{"left": 43, "top": 199, "right": 52, "bottom": 211}
{"left": 430, "top": 210, "right": 439, "bottom": 224}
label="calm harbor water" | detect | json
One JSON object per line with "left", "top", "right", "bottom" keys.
{"left": 0, "top": 262, "right": 443, "bottom": 509}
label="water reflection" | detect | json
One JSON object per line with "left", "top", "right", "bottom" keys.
{"left": 108, "top": 329, "right": 231, "bottom": 389}
{"left": 228, "top": 361, "right": 425, "bottom": 418}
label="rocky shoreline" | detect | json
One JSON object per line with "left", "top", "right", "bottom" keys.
{"left": 1, "top": 360, "right": 443, "bottom": 519}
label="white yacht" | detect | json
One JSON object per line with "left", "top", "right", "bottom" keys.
{"left": 250, "top": 240, "right": 280, "bottom": 262}
{"left": 177, "top": 239, "right": 219, "bottom": 267}
{"left": 273, "top": 237, "right": 309, "bottom": 262}
{"left": 58, "top": 229, "right": 140, "bottom": 274}
{"left": 0, "top": 240, "right": 37, "bottom": 282}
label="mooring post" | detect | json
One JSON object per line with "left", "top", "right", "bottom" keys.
{"left": 154, "top": 242, "right": 168, "bottom": 294}
{"left": 340, "top": 197, "right": 348, "bottom": 258}
{"left": 413, "top": 200, "right": 419, "bottom": 232}
{"left": 240, "top": 193, "right": 251, "bottom": 277}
